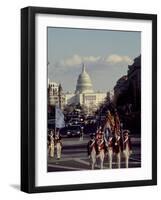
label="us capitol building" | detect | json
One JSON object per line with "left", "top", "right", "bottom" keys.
{"left": 48, "top": 64, "right": 106, "bottom": 111}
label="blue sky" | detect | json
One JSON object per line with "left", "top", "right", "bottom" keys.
{"left": 48, "top": 27, "right": 141, "bottom": 92}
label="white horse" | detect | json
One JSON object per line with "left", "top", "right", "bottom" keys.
{"left": 89, "top": 137, "right": 106, "bottom": 170}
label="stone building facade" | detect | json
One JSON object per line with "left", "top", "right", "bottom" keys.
{"left": 65, "top": 64, "right": 106, "bottom": 110}
{"left": 113, "top": 55, "right": 141, "bottom": 133}
{"left": 48, "top": 81, "right": 65, "bottom": 109}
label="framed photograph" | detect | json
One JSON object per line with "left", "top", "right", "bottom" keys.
{"left": 21, "top": 6, "right": 157, "bottom": 193}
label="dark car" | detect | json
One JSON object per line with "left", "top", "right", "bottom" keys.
{"left": 67, "top": 117, "right": 84, "bottom": 126}
{"left": 66, "top": 125, "right": 82, "bottom": 137}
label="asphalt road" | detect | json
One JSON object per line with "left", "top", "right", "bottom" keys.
{"left": 48, "top": 135, "right": 141, "bottom": 172}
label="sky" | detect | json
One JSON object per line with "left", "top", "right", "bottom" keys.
{"left": 47, "top": 27, "right": 141, "bottom": 93}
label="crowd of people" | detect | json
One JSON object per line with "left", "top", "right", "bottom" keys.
{"left": 87, "top": 110, "right": 132, "bottom": 169}
{"left": 47, "top": 109, "right": 133, "bottom": 169}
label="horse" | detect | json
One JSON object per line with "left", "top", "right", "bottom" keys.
{"left": 88, "top": 134, "right": 106, "bottom": 170}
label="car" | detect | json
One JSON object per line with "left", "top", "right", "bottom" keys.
{"left": 86, "top": 116, "right": 97, "bottom": 124}
{"left": 66, "top": 125, "right": 82, "bottom": 137}
{"left": 67, "top": 117, "right": 84, "bottom": 126}
{"left": 68, "top": 118, "right": 79, "bottom": 125}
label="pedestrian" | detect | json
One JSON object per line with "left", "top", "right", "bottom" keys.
{"left": 123, "top": 130, "right": 132, "bottom": 168}
{"left": 80, "top": 126, "right": 84, "bottom": 141}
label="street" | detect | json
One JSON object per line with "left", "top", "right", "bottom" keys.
{"left": 48, "top": 135, "right": 141, "bottom": 172}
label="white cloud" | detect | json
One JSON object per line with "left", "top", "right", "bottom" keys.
{"left": 83, "top": 56, "right": 101, "bottom": 62}
{"left": 57, "top": 54, "right": 132, "bottom": 68}
{"left": 59, "top": 54, "right": 101, "bottom": 67}
{"left": 105, "top": 54, "right": 132, "bottom": 65}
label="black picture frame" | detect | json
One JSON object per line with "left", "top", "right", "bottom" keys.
{"left": 21, "top": 6, "right": 157, "bottom": 193}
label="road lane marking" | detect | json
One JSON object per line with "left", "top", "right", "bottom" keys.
{"left": 74, "top": 158, "right": 90, "bottom": 166}
{"left": 48, "top": 164, "right": 83, "bottom": 171}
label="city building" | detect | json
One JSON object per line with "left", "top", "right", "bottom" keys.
{"left": 48, "top": 81, "right": 65, "bottom": 109}
{"left": 113, "top": 55, "right": 141, "bottom": 110}
{"left": 48, "top": 64, "right": 107, "bottom": 111}
{"left": 113, "top": 55, "right": 141, "bottom": 133}
{"left": 65, "top": 64, "right": 106, "bottom": 110}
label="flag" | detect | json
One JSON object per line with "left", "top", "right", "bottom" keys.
{"left": 55, "top": 106, "right": 65, "bottom": 128}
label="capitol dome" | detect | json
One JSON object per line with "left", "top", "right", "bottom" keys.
{"left": 75, "top": 64, "right": 93, "bottom": 94}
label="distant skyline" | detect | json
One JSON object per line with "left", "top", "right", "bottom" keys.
{"left": 48, "top": 27, "right": 141, "bottom": 92}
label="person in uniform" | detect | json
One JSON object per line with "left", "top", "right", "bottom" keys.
{"left": 80, "top": 126, "right": 84, "bottom": 141}
{"left": 96, "top": 132, "right": 107, "bottom": 155}
{"left": 95, "top": 129, "right": 102, "bottom": 155}
{"left": 107, "top": 135, "right": 114, "bottom": 169}
{"left": 123, "top": 130, "right": 132, "bottom": 168}
{"left": 96, "top": 126, "right": 102, "bottom": 138}
{"left": 113, "top": 133, "right": 123, "bottom": 168}
{"left": 55, "top": 131, "right": 62, "bottom": 160}
{"left": 47, "top": 129, "right": 50, "bottom": 156}
{"left": 49, "top": 130, "right": 55, "bottom": 158}
{"left": 87, "top": 134, "right": 96, "bottom": 158}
